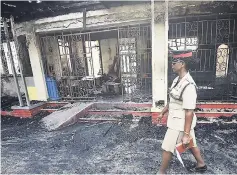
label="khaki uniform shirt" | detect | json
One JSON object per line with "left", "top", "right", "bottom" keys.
{"left": 167, "top": 72, "right": 197, "bottom": 131}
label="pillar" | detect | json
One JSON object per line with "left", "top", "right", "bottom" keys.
{"left": 151, "top": 1, "right": 169, "bottom": 110}
{"left": 27, "top": 34, "right": 48, "bottom": 101}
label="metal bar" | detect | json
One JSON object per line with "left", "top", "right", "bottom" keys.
{"left": 89, "top": 34, "right": 96, "bottom": 91}
{"left": 171, "top": 23, "right": 173, "bottom": 39}
{"left": 176, "top": 23, "right": 178, "bottom": 40}
{"left": 3, "top": 18, "right": 23, "bottom": 107}
{"left": 10, "top": 16, "right": 31, "bottom": 106}
{"left": 185, "top": 17, "right": 187, "bottom": 49}
{"left": 62, "top": 32, "right": 72, "bottom": 99}
{"left": 204, "top": 50, "right": 207, "bottom": 71}
{"left": 98, "top": 40, "right": 104, "bottom": 75}
{"left": 199, "top": 50, "right": 202, "bottom": 71}
{"left": 206, "top": 21, "right": 208, "bottom": 44}
{"left": 129, "top": 26, "right": 133, "bottom": 100}
{"left": 82, "top": 34, "right": 89, "bottom": 76}
{"left": 197, "top": 21, "right": 199, "bottom": 47}
{"left": 118, "top": 28, "right": 124, "bottom": 101}
{"left": 215, "top": 16, "right": 218, "bottom": 72}
{"left": 208, "top": 49, "right": 211, "bottom": 70}
{"left": 229, "top": 18, "right": 231, "bottom": 44}
{"left": 138, "top": 25, "right": 141, "bottom": 92}
{"left": 233, "top": 19, "right": 235, "bottom": 43}
{"left": 201, "top": 21, "right": 204, "bottom": 45}
{"left": 57, "top": 35, "right": 65, "bottom": 77}
{"left": 69, "top": 31, "right": 75, "bottom": 76}
{"left": 211, "top": 21, "right": 213, "bottom": 44}
{"left": 54, "top": 33, "right": 63, "bottom": 77}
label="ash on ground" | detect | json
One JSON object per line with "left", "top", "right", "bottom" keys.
{"left": 1, "top": 114, "right": 237, "bottom": 174}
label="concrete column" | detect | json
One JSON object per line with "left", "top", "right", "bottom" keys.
{"left": 27, "top": 34, "right": 48, "bottom": 101}
{"left": 151, "top": 1, "right": 169, "bottom": 109}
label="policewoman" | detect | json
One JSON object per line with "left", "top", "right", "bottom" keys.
{"left": 158, "top": 52, "right": 207, "bottom": 174}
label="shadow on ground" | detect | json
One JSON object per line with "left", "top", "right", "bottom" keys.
{"left": 1, "top": 113, "right": 237, "bottom": 174}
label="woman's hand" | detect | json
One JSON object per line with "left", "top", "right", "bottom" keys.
{"left": 182, "top": 134, "right": 191, "bottom": 148}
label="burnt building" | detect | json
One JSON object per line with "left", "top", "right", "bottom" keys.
{"left": 1, "top": 1, "right": 237, "bottom": 106}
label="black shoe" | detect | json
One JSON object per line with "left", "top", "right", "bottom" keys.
{"left": 187, "top": 165, "right": 207, "bottom": 173}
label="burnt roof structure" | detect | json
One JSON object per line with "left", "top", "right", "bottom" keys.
{"left": 1, "top": 1, "right": 237, "bottom": 23}
{"left": 1, "top": 1, "right": 237, "bottom": 40}
{"left": 1, "top": 1, "right": 148, "bottom": 23}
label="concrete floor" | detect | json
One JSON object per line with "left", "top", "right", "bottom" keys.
{"left": 1, "top": 113, "right": 237, "bottom": 174}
